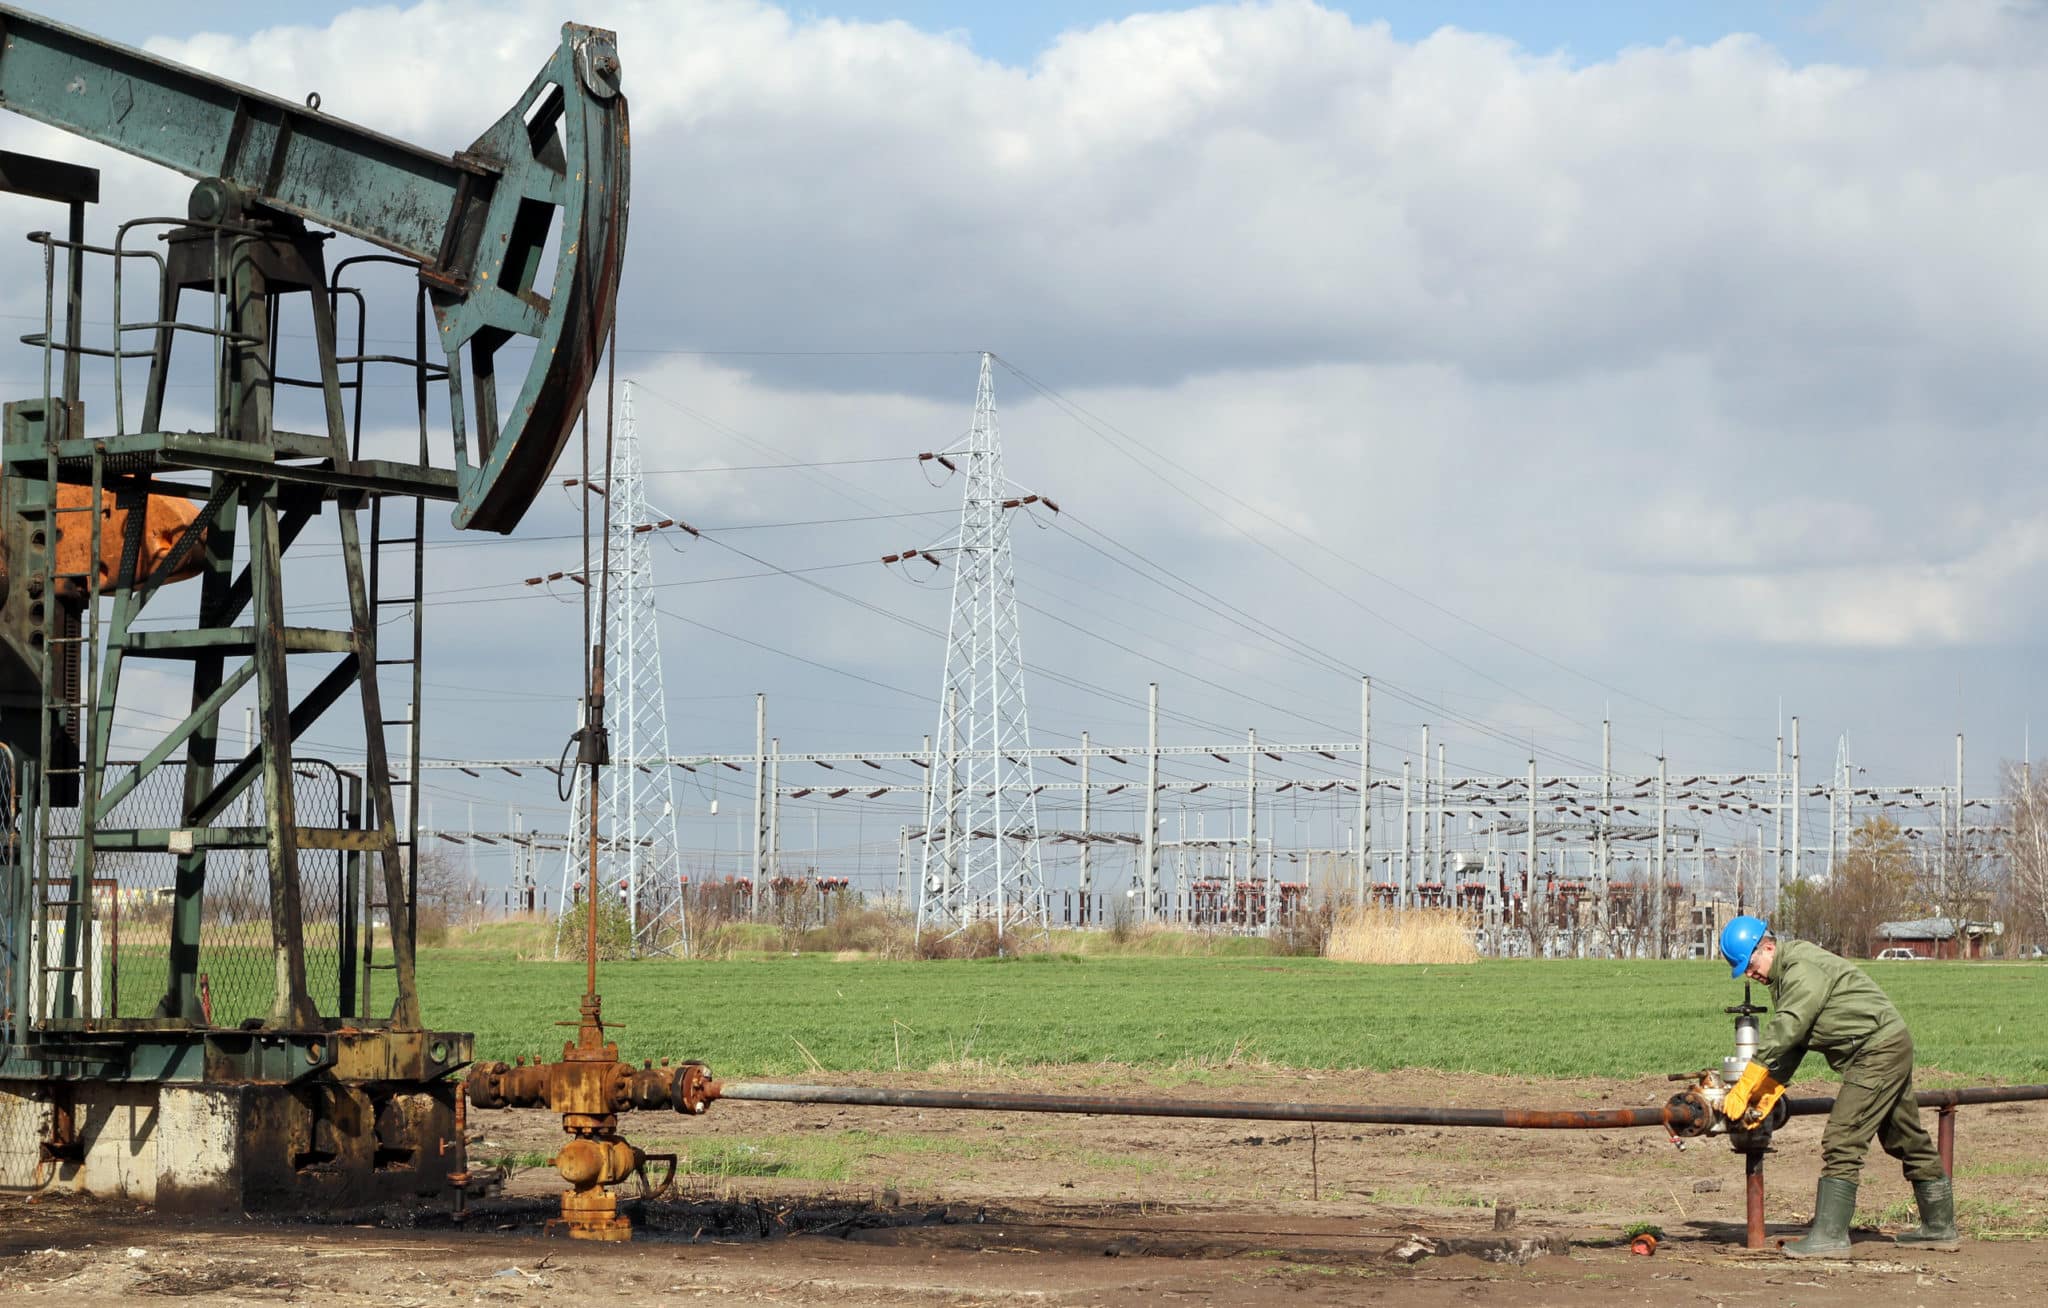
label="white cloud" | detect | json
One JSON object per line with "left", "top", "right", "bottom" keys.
{"left": 1671, "top": 513, "right": 2048, "bottom": 648}
{"left": 2, "top": 1, "right": 2044, "bottom": 780}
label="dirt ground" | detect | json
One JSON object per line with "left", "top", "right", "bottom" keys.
{"left": 3, "top": 1068, "right": 2045, "bottom": 1305}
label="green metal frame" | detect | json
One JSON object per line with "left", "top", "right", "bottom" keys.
{"left": 0, "top": 4, "right": 629, "bottom": 534}
{"left": 0, "top": 9, "right": 625, "bottom": 1088}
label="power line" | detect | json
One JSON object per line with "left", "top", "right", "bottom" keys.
{"left": 992, "top": 354, "right": 1742, "bottom": 761}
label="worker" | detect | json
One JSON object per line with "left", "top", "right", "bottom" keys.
{"left": 1716, "top": 915, "right": 1955, "bottom": 1256}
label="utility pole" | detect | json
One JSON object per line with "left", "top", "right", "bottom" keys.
{"left": 931, "top": 690, "right": 959, "bottom": 930}
{"left": 1434, "top": 741, "right": 1446, "bottom": 903}
{"left": 1952, "top": 731, "right": 1964, "bottom": 909}
{"left": 1078, "top": 730, "right": 1092, "bottom": 912}
{"left": 1419, "top": 723, "right": 1431, "bottom": 906}
{"left": 916, "top": 731, "right": 933, "bottom": 910}
{"left": 1486, "top": 821, "right": 1500, "bottom": 954}
{"left": 1655, "top": 755, "right": 1669, "bottom": 960}
{"left": 1525, "top": 757, "right": 1537, "bottom": 953}
{"left": 768, "top": 737, "right": 781, "bottom": 894}
{"left": 751, "top": 692, "right": 766, "bottom": 917}
{"left": 1143, "top": 682, "right": 1160, "bottom": 920}
{"left": 1249, "top": 728, "right": 1266, "bottom": 931}
{"left": 1754, "top": 825, "right": 1765, "bottom": 919}
{"left": 1829, "top": 734, "right": 1853, "bottom": 879}
{"left": 1790, "top": 716, "right": 1801, "bottom": 889}
{"left": 1358, "top": 676, "right": 1370, "bottom": 904}
{"left": 1398, "top": 760, "right": 1412, "bottom": 911}
{"left": 1599, "top": 719, "right": 1612, "bottom": 958}
{"left": 1773, "top": 731, "right": 1784, "bottom": 914}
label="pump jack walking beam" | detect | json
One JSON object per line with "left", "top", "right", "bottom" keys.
{"left": 0, "top": 3, "right": 629, "bottom": 533}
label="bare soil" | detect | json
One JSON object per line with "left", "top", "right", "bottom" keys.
{"left": 4, "top": 1068, "right": 2045, "bottom": 1305}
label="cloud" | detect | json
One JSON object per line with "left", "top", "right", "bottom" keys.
{"left": 0, "top": 1, "right": 2043, "bottom": 791}
{"left": 1821, "top": 0, "right": 2048, "bottom": 66}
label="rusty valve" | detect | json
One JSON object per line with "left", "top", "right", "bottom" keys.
{"left": 467, "top": 1057, "right": 711, "bottom": 1116}
{"left": 555, "top": 1135, "right": 644, "bottom": 1189}
{"left": 462, "top": 1013, "right": 714, "bottom": 1242}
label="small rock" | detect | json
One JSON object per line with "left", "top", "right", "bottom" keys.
{"left": 1692, "top": 1178, "right": 1723, "bottom": 1193}
{"left": 1385, "top": 1235, "right": 1440, "bottom": 1264}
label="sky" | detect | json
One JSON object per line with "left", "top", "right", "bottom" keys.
{"left": 2, "top": 1, "right": 2043, "bottom": 896}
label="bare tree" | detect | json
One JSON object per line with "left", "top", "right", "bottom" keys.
{"left": 415, "top": 848, "right": 485, "bottom": 939}
{"left": 1915, "top": 823, "right": 2000, "bottom": 936}
{"left": 2002, "top": 763, "right": 2048, "bottom": 946}
{"left": 1780, "top": 816, "right": 1914, "bottom": 956}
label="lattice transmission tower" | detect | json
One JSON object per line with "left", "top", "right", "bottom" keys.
{"left": 557, "top": 383, "right": 687, "bottom": 956}
{"left": 918, "top": 354, "right": 1048, "bottom": 934}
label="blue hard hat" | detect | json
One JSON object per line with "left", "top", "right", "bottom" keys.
{"left": 1720, "top": 915, "right": 1769, "bottom": 978}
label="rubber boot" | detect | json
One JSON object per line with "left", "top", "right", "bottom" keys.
{"left": 1782, "top": 1176, "right": 1857, "bottom": 1258}
{"left": 1896, "top": 1177, "right": 1959, "bottom": 1249}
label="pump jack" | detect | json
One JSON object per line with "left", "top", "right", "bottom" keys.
{"left": 0, "top": 6, "right": 626, "bottom": 1211}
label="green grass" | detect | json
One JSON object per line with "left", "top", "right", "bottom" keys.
{"left": 414, "top": 953, "right": 2048, "bottom": 1083}
{"left": 631, "top": 1129, "right": 1017, "bottom": 1182}
{"left": 1858, "top": 1195, "right": 2048, "bottom": 1239}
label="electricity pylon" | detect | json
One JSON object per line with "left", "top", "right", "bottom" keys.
{"left": 557, "top": 383, "right": 687, "bottom": 956}
{"left": 918, "top": 354, "right": 1047, "bottom": 935}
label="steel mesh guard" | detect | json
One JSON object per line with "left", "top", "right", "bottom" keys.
{"left": 41, "top": 760, "right": 351, "bottom": 1025}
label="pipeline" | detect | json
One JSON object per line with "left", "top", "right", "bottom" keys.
{"left": 1780, "top": 1084, "right": 2048, "bottom": 1118}
{"left": 706, "top": 1080, "right": 1709, "bottom": 1131}
{"left": 707, "top": 1079, "right": 2048, "bottom": 1133}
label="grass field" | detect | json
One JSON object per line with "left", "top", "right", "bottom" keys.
{"left": 416, "top": 950, "right": 2048, "bottom": 1084}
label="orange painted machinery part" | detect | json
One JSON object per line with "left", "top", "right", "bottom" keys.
{"left": 51, "top": 483, "right": 203, "bottom": 597}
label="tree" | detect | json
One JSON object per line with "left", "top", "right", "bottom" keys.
{"left": 2002, "top": 764, "right": 2048, "bottom": 947}
{"left": 1778, "top": 816, "right": 1914, "bottom": 956}
{"left": 414, "top": 848, "right": 485, "bottom": 942}
{"left": 1914, "top": 822, "right": 2000, "bottom": 940}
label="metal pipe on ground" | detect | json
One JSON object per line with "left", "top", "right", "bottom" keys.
{"left": 709, "top": 1081, "right": 2048, "bottom": 1131}
{"left": 1779, "top": 1083, "right": 2048, "bottom": 1120}
{"left": 707, "top": 1081, "right": 1709, "bottom": 1132}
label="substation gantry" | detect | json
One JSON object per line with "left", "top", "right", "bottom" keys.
{"left": 0, "top": 6, "right": 625, "bottom": 1213}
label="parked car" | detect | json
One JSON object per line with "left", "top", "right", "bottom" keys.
{"left": 1875, "top": 947, "right": 1927, "bottom": 961}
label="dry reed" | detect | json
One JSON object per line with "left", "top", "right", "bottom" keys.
{"left": 1323, "top": 905, "right": 1479, "bottom": 965}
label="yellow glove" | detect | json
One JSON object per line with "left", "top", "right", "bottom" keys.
{"left": 1722, "top": 1060, "right": 1787, "bottom": 1127}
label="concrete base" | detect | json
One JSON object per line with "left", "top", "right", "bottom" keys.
{"left": 0, "top": 1078, "right": 461, "bottom": 1214}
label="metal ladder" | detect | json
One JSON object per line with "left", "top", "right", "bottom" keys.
{"left": 354, "top": 298, "right": 429, "bottom": 1016}
{"left": 33, "top": 436, "right": 101, "bottom": 1023}
{"left": 360, "top": 494, "right": 424, "bottom": 1010}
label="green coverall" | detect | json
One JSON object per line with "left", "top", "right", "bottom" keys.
{"left": 1755, "top": 939, "right": 1945, "bottom": 1183}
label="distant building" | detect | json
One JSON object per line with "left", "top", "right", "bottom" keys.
{"left": 1874, "top": 917, "right": 2000, "bottom": 960}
